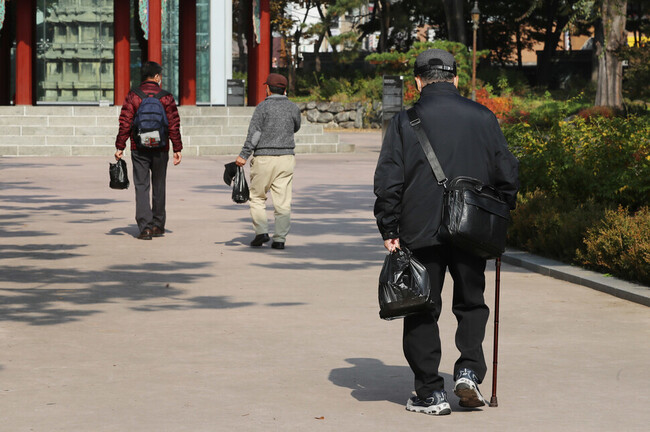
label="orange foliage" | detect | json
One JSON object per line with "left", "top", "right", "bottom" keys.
{"left": 475, "top": 88, "right": 514, "bottom": 120}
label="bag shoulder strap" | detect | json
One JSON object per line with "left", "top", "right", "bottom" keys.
{"left": 132, "top": 88, "right": 170, "bottom": 101}
{"left": 406, "top": 107, "right": 448, "bottom": 186}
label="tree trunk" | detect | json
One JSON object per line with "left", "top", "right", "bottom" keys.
{"left": 442, "top": 0, "right": 466, "bottom": 44}
{"left": 537, "top": 0, "right": 569, "bottom": 87}
{"left": 595, "top": 0, "right": 628, "bottom": 108}
{"left": 516, "top": 26, "right": 523, "bottom": 69}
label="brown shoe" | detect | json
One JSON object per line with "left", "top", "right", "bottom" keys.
{"left": 151, "top": 226, "right": 165, "bottom": 237}
{"left": 137, "top": 228, "right": 153, "bottom": 240}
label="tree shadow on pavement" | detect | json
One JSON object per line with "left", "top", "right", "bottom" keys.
{"left": 0, "top": 261, "right": 241, "bottom": 326}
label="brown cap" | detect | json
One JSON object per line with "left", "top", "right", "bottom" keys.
{"left": 264, "top": 73, "right": 288, "bottom": 89}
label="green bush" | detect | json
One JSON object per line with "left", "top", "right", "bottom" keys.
{"left": 505, "top": 108, "right": 650, "bottom": 284}
{"left": 577, "top": 206, "right": 650, "bottom": 285}
{"left": 508, "top": 191, "right": 605, "bottom": 263}
{"left": 504, "top": 114, "right": 650, "bottom": 210}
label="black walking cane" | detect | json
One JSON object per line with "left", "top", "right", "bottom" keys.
{"left": 489, "top": 257, "right": 501, "bottom": 407}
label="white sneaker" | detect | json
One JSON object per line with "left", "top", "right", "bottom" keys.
{"left": 406, "top": 390, "right": 452, "bottom": 415}
{"left": 454, "top": 368, "right": 486, "bottom": 408}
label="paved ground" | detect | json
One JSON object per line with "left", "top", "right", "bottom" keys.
{"left": 1, "top": 132, "right": 648, "bottom": 432}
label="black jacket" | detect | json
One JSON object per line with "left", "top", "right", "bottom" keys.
{"left": 373, "top": 82, "right": 519, "bottom": 250}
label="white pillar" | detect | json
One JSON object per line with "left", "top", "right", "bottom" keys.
{"left": 210, "top": 0, "right": 232, "bottom": 105}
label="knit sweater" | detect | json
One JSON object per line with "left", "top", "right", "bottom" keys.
{"left": 239, "top": 94, "right": 301, "bottom": 159}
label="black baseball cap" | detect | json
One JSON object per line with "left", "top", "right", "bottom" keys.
{"left": 414, "top": 49, "right": 457, "bottom": 77}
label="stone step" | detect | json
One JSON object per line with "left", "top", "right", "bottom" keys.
{"left": 0, "top": 106, "right": 351, "bottom": 157}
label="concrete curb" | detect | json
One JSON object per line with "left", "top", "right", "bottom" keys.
{"left": 502, "top": 248, "right": 650, "bottom": 307}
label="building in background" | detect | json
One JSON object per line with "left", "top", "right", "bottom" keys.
{"left": 0, "top": 0, "right": 233, "bottom": 106}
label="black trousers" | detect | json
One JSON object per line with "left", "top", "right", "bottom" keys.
{"left": 131, "top": 150, "right": 169, "bottom": 233}
{"left": 404, "top": 245, "right": 488, "bottom": 399}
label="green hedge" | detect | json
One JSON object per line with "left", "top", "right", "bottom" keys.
{"left": 504, "top": 113, "right": 650, "bottom": 285}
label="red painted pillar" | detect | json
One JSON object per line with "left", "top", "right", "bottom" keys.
{"left": 15, "top": 0, "right": 34, "bottom": 105}
{"left": 148, "top": 0, "right": 162, "bottom": 63}
{"left": 248, "top": 0, "right": 270, "bottom": 106}
{"left": 114, "top": 0, "right": 131, "bottom": 104}
{"left": 179, "top": 0, "right": 196, "bottom": 105}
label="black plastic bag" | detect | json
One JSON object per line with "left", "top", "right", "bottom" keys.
{"left": 109, "top": 159, "right": 130, "bottom": 190}
{"left": 232, "top": 166, "right": 249, "bottom": 203}
{"left": 223, "top": 161, "right": 238, "bottom": 186}
{"left": 378, "top": 247, "right": 433, "bottom": 320}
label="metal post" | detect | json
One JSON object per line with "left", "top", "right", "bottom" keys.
{"left": 490, "top": 256, "right": 501, "bottom": 407}
{"left": 471, "top": 1, "right": 480, "bottom": 102}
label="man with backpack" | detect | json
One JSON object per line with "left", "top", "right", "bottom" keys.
{"left": 114, "top": 61, "right": 183, "bottom": 240}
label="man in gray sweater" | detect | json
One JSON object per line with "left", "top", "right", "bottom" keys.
{"left": 235, "top": 73, "right": 301, "bottom": 249}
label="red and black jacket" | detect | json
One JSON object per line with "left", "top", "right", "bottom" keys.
{"left": 115, "top": 81, "right": 183, "bottom": 153}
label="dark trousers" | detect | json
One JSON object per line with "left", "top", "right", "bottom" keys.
{"left": 404, "top": 245, "right": 488, "bottom": 399}
{"left": 131, "top": 150, "right": 169, "bottom": 233}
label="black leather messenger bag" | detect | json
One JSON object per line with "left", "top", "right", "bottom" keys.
{"left": 406, "top": 107, "right": 510, "bottom": 259}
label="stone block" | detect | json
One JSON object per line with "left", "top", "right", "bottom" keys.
{"left": 0, "top": 145, "right": 19, "bottom": 156}
{"left": 306, "top": 101, "right": 317, "bottom": 110}
{"left": 182, "top": 126, "right": 223, "bottom": 136}
{"left": 295, "top": 135, "right": 315, "bottom": 144}
{"left": 213, "top": 135, "right": 244, "bottom": 146}
{"left": 22, "top": 126, "right": 74, "bottom": 136}
{"left": 295, "top": 145, "right": 311, "bottom": 154}
{"left": 317, "top": 112, "right": 334, "bottom": 123}
{"left": 181, "top": 146, "right": 199, "bottom": 157}
{"left": 93, "top": 136, "right": 117, "bottom": 146}
{"left": 49, "top": 116, "right": 98, "bottom": 126}
{"left": 177, "top": 106, "right": 203, "bottom": 116}
{"left": 201, "top": 106, "right": 230, "bottom": 116}
{"left": 197, "top": 145, "right": 241, "bottom": 156}
{"left": 316, "top": 102, "right": 331, "bottom": 111}
{"left": 311, "top": 144, "right": 338, "bottom": 153}
{"left": 334, "top": 111, "right": 349, "bottom": 122}
{"left": 3, "top": 126, "right": 21, "bottom": 136}
{"left": 73, "top": 106, "right": 119, "bottom": 117}
{"left": 316, "top": 133, "right": 340, "bottom": 144}
{"left": 329, "top": 102, "right": 344, "bottom": 113}
{"left": 221, "top": 126, "right": 249, "bottom": 136}
{"left": 72, "top": 146, "right": 114, "bottom": 156}
{"left": 6, "top": 136, "right": 47, "bottom": 146}
{"left": 189, "top": 136, "right": 219, "bottom": 146}
{"left": 47, "top": 136, "right": 93, "bottom": 146}
{"left": 96, "top": 117, "right": 118, "bottom": 127}
{"left": 306, "top": 109, "right": 319, "bottom": 123}
{"left": 75, "top": 126, "right": 118, "bottom": 136}
{"left": 19, "top": 145, "right": 71, "bottom": 156}
{"left": 190, "top": 116, "right": 228, "bottom": 126}
{"left": 227, "top": 106, "right": 256, "bottom": 116}
{"left": 0, "top": 107, "right": 25, "bottom": 115}
{"left": 227, "top": 116, "right": 253, "bottom": 126}
{"left": 0, "top": 116, "right": 48, "bottom": 126}
{"left": 297, "top": 124, "right": 323, "bottom": 134}
{"left": 337, "top": 143, "right": 355, "bottom": 153}
{"left": 25, "top": 106, "right": 74, "bottom": 116}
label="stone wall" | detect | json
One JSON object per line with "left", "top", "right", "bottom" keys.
{"left": 296, "top": 102, "right": 364, "bottom": 129}
{"left": 296, "top": 101, "right": 383, "bottom": 129}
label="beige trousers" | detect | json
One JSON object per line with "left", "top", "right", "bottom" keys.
{"left": 248, "top": 155, "right": 295, "bottom": 242}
